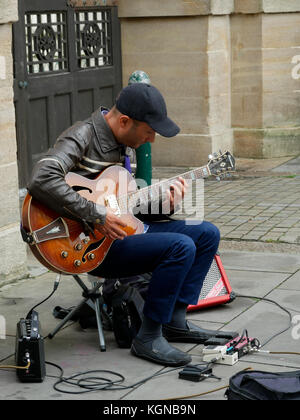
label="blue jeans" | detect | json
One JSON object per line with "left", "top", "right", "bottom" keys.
{"left": 90, "top": 220, "right": 220, "bottom": 324}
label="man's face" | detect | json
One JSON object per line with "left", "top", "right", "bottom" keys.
{"left": 118, "top": 116, "right": 156, "bottom": 149}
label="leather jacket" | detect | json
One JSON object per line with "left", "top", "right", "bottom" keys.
{"left": 27, "top": 107, "right": 170, "bottom": 225}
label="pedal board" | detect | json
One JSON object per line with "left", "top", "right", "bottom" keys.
{"left": 202, "top": 335, "right": 256, "bottom": 366}
{"left": 15, "top": 310, "right": 46, "bottom": 382}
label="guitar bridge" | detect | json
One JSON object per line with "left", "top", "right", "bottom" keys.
{"left": 104, "top": 194, "right": 121, "bottom": 217}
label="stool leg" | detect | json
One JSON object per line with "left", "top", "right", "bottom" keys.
{"left": 93, "top": 293, "right": 106, "bottom": 352}
{"left": 48, "top": 297, "right": 88, "bottom": 339}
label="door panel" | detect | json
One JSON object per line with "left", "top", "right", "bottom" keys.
{"left": 13, "top": 0, "right": 122, "bottom": 187}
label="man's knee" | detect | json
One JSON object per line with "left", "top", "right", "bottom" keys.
{"left": 171, "top": 234, "right": 197, "bottom": 261}
{"left": 205, "top": 222, "right": 220, "bottom": 243}
{"left": 194, "top": 221, "right": 220, "bottom": 247}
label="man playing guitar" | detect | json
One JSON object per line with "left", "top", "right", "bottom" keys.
{"left": 27, "top": 83, "right": 235, "bottom": 366}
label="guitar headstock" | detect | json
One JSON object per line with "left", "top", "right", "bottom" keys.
{"left": 207, "top": 151, "right": 236, "bottom": 179}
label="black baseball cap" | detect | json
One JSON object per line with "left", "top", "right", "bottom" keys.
{"left": 115, "top": 83, "right": 180, "bottom": 138}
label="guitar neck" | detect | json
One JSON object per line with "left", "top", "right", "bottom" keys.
{"left": 119, "top": 164, "right": 210, "bottom": 213}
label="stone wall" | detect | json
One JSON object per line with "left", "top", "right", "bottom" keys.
{"left": 0, "top": 0, "right": 27, "bottom": 286}
{"left": 118, "top": 0, "right": 300, "bottom": 163}
{"left": 232, "top": 10, "right": 300, "bottom": 158}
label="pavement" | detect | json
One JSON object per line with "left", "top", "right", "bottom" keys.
{"left": 1, "top": 155, "right": 300, "bottom": 402}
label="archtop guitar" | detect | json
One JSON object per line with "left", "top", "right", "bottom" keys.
{"left": 21, "top": 151, "right": 235, "bottom": 274}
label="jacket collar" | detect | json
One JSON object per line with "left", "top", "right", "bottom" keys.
{"left": 92, "top": 107, "right": 122, "bottom": 153}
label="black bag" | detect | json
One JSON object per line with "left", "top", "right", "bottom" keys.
{"left": 110, "top": 284, "right": 144, "bottom": 349}
{"left": 226, "top": 369, "right": 300, "bottom": 400}
{"left": 53, "top": 303, "right": 96, "bottom": 327}
{"left": 102, "top": 273, "right": 150, "bottom": 305}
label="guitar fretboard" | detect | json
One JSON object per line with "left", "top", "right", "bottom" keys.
{"left": 118, "top": 165, "right": 210, "bottom": 213}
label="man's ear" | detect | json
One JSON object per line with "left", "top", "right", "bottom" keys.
{"left": 119, "top": 115, "right": 131, "bottom": 128}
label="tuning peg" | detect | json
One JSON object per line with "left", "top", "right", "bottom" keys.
{"left": 213, "top": 152, "right": 218, "bottom": 158}
{"left": 208, "top": 154, "right": 214, "bottom": 160}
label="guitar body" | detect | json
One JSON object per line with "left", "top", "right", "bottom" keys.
{"left": 22, "top": 166, "right": 144, "bottom": 274}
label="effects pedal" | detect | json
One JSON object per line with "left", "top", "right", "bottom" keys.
{"left": 202, "top": 344, "right": 238, "bottom": 365}
{"left": 15, "top": 310, "right": 46, "bottom": 382}
{"left": 226, "top": 335, "right": 258, "bottom": 359}
{"left": 202, "top": 334, "right": 257, "bottom": 366}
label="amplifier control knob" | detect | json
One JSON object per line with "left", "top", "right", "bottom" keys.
{"left": 74, "top": 259, "right": 81, "bottom": 267}
{"left": 61, "top": 251, "right": 68, "bottom": 258}
{"left": 88, "top": 253, "right": 95, "bottom": 260}
{"left": 75, "top": 243, "right": 83, "bottom": 251}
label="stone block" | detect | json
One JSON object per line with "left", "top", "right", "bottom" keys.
{"left": 0, "top": 24, "right": 13, "bottom": 84}
{"left": 0, "top": 119, "right": 17, "bottom": 166}
{"left": 0, "top": 162, "right": 21, "bottom": 228}
{"left": 0, "top": 0, "right": 18, "bottom": 24}
{"left": 234, "top": 0, "right": 262, "bottom": 14}
{"left": 166, "top": 96, "right": 210, "bottom": 135}
{"left": 207, "top": 14, "right": 230, "bottom": 52}
{"left": 233, "top": 129, "right": 264, "bottom": 158}
{"left": 231, "top": 49, "right": 262, "bottom": 95}
{"left": 263, "top": 128, "right": 300, "bottom": 157}
{"left": 263, "top": 92, "right": 300, "bottom": 128}
{"left": 212, "top": 129, "right": 234, "bottom": 153}
{"left": 0, "top": 84, "right": 17, "bottom": 166}
{"left": 211, "top": 0, "right": 234, "bottom": 15}
{"left": 208, "top": 51, "right": 231, "bottom": 96}
{"left": 0, "top": 223, "right": 28, "bottom": 287}
{"left": 152, "top": 134, "right": 212, "bottom": 166}
{"left": 232, "top": 93, "right": 263, "bottom": 128}
{"left": 118, "top": 0, "right": 210, "bottom": 18}
{"left": 231, "top": 14, "right": 262, "bottom": 50}
{"left": 122, "top": 50, "right": 208, "bottom": 99}
{"left": 263, "top": 0, "right": 300, "bottom": 13}
{"left": 262, "top": 48, "right": 300, "bottom": 95}
{"left": 120, "top": 16, "right": 208, "bottom": 54}
{"left": 262, "top": 13, "right": 300, "bottom": 48}
{"left": 208, "top": 94, "right": 231, "bottom": 133}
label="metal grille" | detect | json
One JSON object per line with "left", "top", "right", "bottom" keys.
{"left": 25, "top": 12, "right": 68, "bottom": 74}
{"left": 75, "top": 10, "right": 112, "bottom": 69}
{"left": 198, "top": 258, "right": 227, "bottom": 300}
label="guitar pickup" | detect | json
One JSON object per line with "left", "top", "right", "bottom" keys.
{"left": 104, "top": 194, "right": 121, "bottom": 216}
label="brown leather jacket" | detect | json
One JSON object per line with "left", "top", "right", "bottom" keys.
{"left": 27, "top": 107, "right": 136, "bottom": 225}
{"left": 27, "top": 107, "right": 170, "bottom": 226}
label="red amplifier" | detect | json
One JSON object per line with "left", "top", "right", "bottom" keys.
{"left": 187, "top": 253, "right": 236, "bottom": 311}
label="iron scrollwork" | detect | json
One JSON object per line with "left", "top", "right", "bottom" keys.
{"left": 33, "top": 24, "right": 56, "bottom": 62}
{"left": 82, "top": 22, "right": 102, "bottom": 58}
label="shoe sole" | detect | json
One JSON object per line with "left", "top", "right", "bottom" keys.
{"left": 163, "top": 328, "right": 239, "bottom": 344}
{"left": 163, "top": 335, "right": 209, "bottom": 344}
{"left": 131, "top": 343, "right": 191, "bottom": 367}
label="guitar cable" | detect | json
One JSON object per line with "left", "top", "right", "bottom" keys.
{"left": 25, "top": 274, "right": 61, "bottom": 320}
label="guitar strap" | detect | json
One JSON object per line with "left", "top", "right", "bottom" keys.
{"left": 123, "top": 151, "right": 132, "bottom": 174}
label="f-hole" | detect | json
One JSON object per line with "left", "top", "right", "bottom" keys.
{"left": 72, "top": 185, "right": 93, "bottom": 193}
{"left": 82, "top": 237, "right": 106, "bottom": 262}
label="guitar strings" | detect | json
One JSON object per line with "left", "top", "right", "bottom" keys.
{"left": 117, "top": 166, "right": 209, "bottom": 213}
